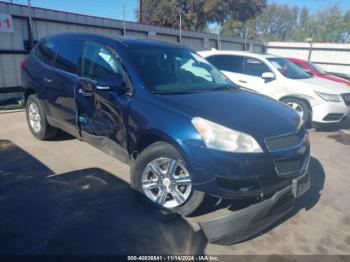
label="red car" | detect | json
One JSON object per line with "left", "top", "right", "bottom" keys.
{"left": 288, "top": 57, "right": 350, "bottom": 86}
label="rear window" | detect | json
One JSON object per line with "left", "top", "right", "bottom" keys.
{"left": 35, "top": 39, "right": 60, "bottom": 65}
{"left": 206, "top": 55, "right": 244, "bottom": 73}
{"left": 54, "top": 40, "right": 84, "bottom": 74}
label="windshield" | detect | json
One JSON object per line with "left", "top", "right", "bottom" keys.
{"left": 125, "top": 47, "right": 234, "bottom": 93}
{"left": 307, "top": 62, "right": 327, "bottom": 75}
{"left": 268, "top": 57, "right": 311, "bottom": 79}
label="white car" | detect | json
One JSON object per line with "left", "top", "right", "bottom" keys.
{"left": 198, "top": 50, "right": 350, "bottom": 126}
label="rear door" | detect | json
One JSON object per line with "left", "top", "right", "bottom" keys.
{"left": 206, "top": 55, "right": 245, "bottom": 85}
{"left": 31, "top": 38, "right": 61, "bottom": 111}
{"left": 75, "top": 41, "right": 131, "bottom": 153}
{"left": 46, "top": 39, "right": 84, "bottom": 134}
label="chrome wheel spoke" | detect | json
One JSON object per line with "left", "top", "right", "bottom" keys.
{"left": 155, "top": 190, "right": 167, "bottom": 206}
{"left": 174, "top": 175, "right": 191, "bottom": 186}
{"left": 172, "top": 187, "right": 186, "bottom": 205}
{"left": 167, "top": 159, "right": 178, "bottom": 176}
{"left": 148, "top": 162, "right": 162, "bottom": 177}
{"left": 142, "top": 180, "right": 158, "bottom": 189}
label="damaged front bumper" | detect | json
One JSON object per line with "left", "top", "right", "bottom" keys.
{"left": 199, "top": 172, "right": 310, "bottom": 245}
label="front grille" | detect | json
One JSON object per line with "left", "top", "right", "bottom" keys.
{"left": 274, "top": 154, "right": 309, "bottom": 177}
{"left": 265, "top": 131, "right": 303, "bottom": 152}
{"left": 342, "top": 93, "right": 350, "bottom": 106}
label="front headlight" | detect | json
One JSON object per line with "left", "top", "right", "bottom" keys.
{"left": 191, "top": 117, "right": 263, "bottom": 153}
{"left": 315, "top": 91, "right": 342, "bottom": 102}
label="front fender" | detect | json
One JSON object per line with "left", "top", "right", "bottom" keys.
{"left": 127, "top": 97, "right": 203, "bottom": 172}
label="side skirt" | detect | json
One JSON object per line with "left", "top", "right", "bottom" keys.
{"left": 81, "top": 130, "right": 131, "bottom": 165}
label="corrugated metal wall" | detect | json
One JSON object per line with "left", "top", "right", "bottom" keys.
{"left": 267, "top": 41, "right": 350, "bottom": 74}
{"left": 0, "top": 2, "right": 265, "bottom": 101}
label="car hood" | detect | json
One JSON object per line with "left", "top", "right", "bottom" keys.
{"left": 158, "top": 89, "right": 301, "bottom": 139}
{"left": 296, "top": 77, "right": 349, "bottom": 93}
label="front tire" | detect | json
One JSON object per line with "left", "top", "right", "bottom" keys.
{"left": 281, "top": 98, "right": 311, "bottom": 127}
{"left": 26, "top": 94, "right": 57, "bottom": 140}
{"left": 131, "top": 142, "right": 205, "bottom": 216}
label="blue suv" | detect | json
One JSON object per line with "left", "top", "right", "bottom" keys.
{"left": 22, "top": 33, "right": 310, "bottom": 216}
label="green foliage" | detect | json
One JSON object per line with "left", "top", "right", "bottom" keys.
{"left": 221, "top": 3, "right": 350, "bottom": 43}
{"left": 141, "top": 0, "right": 265, "bottom": 32}
{"left": 140, "top": 0, "right": 349, "bottom": 43}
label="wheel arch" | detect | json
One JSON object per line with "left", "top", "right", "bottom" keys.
{"left": 279, "top": 95, "right": 313, "bottom": 113}
{"left": 131, "top": 129, "right": 189, "bottom": 165}
{"left": 24, "top": 87, "right": 36, "bottom": 104}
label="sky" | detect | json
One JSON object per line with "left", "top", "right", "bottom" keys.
{"left": 271, "top": 0, "right": 350, "bottom": 13}
{"left": 2, "top": 0, "right": 350, "bottom": 22}
{"left": 2, "top": 0, "right": 139, "bottom": 21}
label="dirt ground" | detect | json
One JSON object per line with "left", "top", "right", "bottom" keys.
{"left": 0, "top": 111, "right": 349, "bottom": 255}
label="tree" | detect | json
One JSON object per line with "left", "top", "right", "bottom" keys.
{"left": 293, "top": 7, "right": 311, "bottom": 41}
{"left": 140, "top": 0, "right": 265, "bottom": 32}
{"left": 343, "top": 11, "right": 350, "bottom": 42}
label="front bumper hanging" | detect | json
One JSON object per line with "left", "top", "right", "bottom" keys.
{"left": 199, "top": 172, "right": 310, "bottom": 245}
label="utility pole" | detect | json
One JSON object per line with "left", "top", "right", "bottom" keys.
{"left": 217, "top": 32, "right": 221, "bottom": 50}
{"left": 138, "top": 0, "right": 142, "bottom": 23}
{"left": 179, "top": 11, "right": 182, "bottom": 43}
{"left": 307, "top": 37, "right": 313, "bottom": 61}
{"left": 123, "top": 2, "right": 126, "bottom": 36}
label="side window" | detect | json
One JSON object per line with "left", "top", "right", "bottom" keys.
{"left": 243, "top": 57, "right": 271, "bottom": 77}
{"left": 35, "top": 39, "right": 60, "bottom": 65}
{"left": 54, "top": 40, "right": 84, "bottom": 74}
{"left": 292, "top": 62, "right": 306, "bottom": 70}
{"left": 206, "top": 55, "right": 244, "bottom": 73}
{"left": 81, "top": 41, "right": 122, "bottom": 81}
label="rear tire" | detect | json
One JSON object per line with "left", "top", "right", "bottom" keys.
{"left": 26, "top": 94, "right": 57, "bottom": 140}
{"left": 131, "top": 142, "right": 205, "bottom": 216}
{"left": 281, "top": 98, "right": 311, "bottom": 127}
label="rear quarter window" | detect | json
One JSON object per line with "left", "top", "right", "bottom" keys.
{"left": 35, "top": 39, "right": 61, "bottom": 65}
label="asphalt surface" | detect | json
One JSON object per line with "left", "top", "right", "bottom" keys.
{"left": 0, "top": 111, "right": 349, "bottom": 255}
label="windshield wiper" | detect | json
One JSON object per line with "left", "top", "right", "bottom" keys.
{"left": 209, "top": 84, "right": 237, "bottom": 91}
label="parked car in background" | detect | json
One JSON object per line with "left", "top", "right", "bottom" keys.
{"left": 288, "top": 58, "right": 350, "bottom": 86}
{"left": 199, "top": 50, "right": 350, "bottom": 126}
{"left": 22, "top": 33, "right": 311, "bottom": 217}
{"left": 327, "top": 72, "right": 350, "bottom": 82}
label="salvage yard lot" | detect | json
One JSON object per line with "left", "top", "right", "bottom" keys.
{"left": 0, "top": 111, "right": 349, "bottom": 255}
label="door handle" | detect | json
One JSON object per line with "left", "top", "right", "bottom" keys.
{"left": 43, "top": 76, "right": 52, "bottom": 83}
{"left": 78, "top": 88, "right": 93, "bottom": 97}
{"left": 238, "top": 80, "right": 247, "bottom": 83}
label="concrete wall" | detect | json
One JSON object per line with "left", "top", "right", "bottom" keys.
{"left": 0, "top": 2, "right": 265, "bottom": 101}
{"left": 267, "top": 41, "right": 350, "bottom": 75}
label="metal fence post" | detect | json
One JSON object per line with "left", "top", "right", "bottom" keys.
{"left": 27, "top": 0, "right": 34, "bottom": 49}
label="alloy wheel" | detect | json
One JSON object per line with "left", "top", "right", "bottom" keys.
{"left": 286, "top": 101, "right": 304, "bottom": 120}
{"left": 141, "top": 157, "right": 192, "bottom": 208}
{"left": 28, "top": 103, "right": 42, "bottom": 133}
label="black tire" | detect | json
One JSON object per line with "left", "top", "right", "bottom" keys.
{"left": 281, "top": 98, "right": 311, "bottom": 127}
{"left": 131, "top": 142, "right": 205, "bottom": 216}
{"left": 26, "top": 94, "right": 57, "bottom": 140}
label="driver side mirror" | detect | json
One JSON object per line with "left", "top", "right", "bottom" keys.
{"left": 261, "top": 72, "right": 275, "bottom": 82}
{"left": 96, "top": 74, "right": 129, "bottom": 93}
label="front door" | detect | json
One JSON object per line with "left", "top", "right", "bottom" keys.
{"left": 75, "top": 41, "right": 132, "bottom": 156}
{"left": 241, "top": 57, "right": 276, "bottom": 96}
